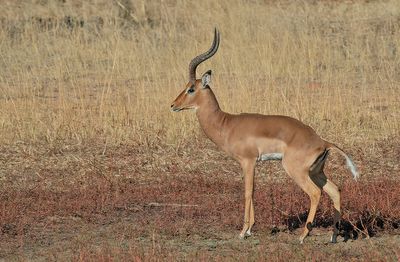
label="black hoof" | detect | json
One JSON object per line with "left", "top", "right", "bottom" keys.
{"left": 331, "top": 234, "right": 338, "bottom": 243}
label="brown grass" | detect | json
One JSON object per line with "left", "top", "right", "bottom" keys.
{"left": 1, "top": 165, "right": 399, "bottom": 237}
{"left": 1, "top": 0, "right": 400, "bottom": 260}
{"left": 1, "top": 139, "right": 399, "bottom": 260}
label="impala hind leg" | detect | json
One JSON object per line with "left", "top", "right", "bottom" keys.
{"left": 306, "top": 149, "right": 342, "bottom": 243}
{"left": 310, "top": 167, "right": 342, "bottom": 243}
{"left": 298, "top": 178, "right": 321, "bottom": 243}
{"left": 283, "top": 162, "right": 322, "bottom": 243}
{"left": 239, "top": 159, "right": 256, "bottom": 239}
{"left": 323, "top": 179, "right": 341, "bottom": 243}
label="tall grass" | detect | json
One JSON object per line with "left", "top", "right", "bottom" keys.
{"left": 0, "top": 0, "right": 399, "bottom": 146}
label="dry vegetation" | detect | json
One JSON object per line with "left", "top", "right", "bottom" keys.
{"left": 0, "top": 0, "right": 399, "bottom": 260}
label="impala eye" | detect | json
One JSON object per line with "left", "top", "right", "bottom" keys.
{"left": 187, "top": 88, "right": 195, "bottom": 94}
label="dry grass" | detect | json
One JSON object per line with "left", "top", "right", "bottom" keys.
{"left": 1, "top": 0, "right": 400, "bottom": 260}
{"left": 0, "top": 0, "right": 399, "bottom": 146}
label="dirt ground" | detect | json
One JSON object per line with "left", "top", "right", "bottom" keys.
{"left": 2, "top": 217, "right": 400, "bottom": 261}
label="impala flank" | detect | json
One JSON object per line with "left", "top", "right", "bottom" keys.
{"left": 171, "top": 29, "right": 358, "bottom": 243}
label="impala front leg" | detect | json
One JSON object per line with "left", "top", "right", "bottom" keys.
{"left": 239, "top": 159, "right": 256, "bottom": 239}
{"left": 246, "top": 198, "right": 255, "bottom": 236}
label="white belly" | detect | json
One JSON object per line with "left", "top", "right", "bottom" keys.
{"left": 259, "top": 153, "right": 283, "bottom": 161}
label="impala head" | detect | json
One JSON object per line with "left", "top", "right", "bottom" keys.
{"left": 171, "top": 28, "right": 220, "bottom": 112}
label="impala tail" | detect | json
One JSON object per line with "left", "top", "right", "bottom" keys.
{"left": 325, "top": 142, "right": 359, "bottom": 180}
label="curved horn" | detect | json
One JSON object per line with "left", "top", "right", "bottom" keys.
{"left": 188, "top": 28, "right": 220, "bottom": 83}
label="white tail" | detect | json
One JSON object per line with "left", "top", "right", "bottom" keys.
{"left": 325, "top": 142, "right": 359, "bottom": 180}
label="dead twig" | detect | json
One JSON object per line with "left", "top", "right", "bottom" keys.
{"left": 146, "top": 202, "right": 199, "bottom": 208}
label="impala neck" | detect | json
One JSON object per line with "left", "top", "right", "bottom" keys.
{"left": 196, "top": 88, "right": 228, "bottom": 147}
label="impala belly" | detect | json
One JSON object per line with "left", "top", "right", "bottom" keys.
{"left": 259, "top": 153, "right": 283, "bottom": 161}
{"left": 254, "top": 137, "right": 286, "bottom": 161}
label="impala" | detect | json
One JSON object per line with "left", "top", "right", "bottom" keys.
{"left": 170, "top": 29, "right": 358, "bottom": 243}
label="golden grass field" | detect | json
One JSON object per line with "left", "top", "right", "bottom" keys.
{"left": 0, "top": 0, "right": 399, "bottom": 260}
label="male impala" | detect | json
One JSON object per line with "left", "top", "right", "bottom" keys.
{"left": 171, "top": 29, "right": 358, "bottom": 243}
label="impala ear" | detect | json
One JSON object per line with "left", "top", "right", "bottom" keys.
{"left": 201, "top": 70, "right": 212, "bottom": 88}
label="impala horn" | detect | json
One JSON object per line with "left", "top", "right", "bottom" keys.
{"left": 188, "top": 28, "right": 220, "bottom": 83}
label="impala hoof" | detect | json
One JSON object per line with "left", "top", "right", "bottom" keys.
{"left": 299, "top": 235, "right": 306, "bottom": 244}
{"left": 239, "top": 230, "right": 250, "bottom": 239}
{"left": 330, "top": 234, "right": 338, "bottom": 243}
{"left": 239, "top": 230, "right": 253, "bottom": 240}
{"left": 245, "top": 229, "right": 252, "bottom": 237}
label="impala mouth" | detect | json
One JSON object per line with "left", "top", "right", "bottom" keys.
{"left": 170, "top": 104, "right": 182, "bottom": 112}
{"left": 171, "top": 104, "right": 196, "bottom": 112}
{"left": 172, "top": 108, "right": 182, "bottom": 112}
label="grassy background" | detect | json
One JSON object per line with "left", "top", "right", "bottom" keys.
{"left": 0, "top": 0, "right": 399, "bottom": 147}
